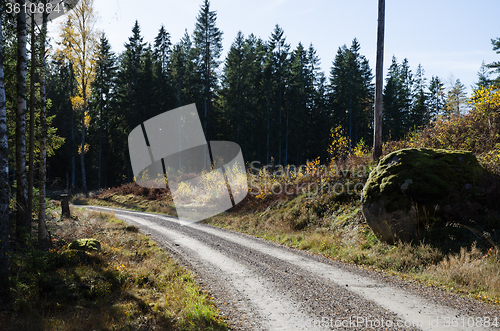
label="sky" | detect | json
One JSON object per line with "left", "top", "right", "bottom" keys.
{"left": 48, "top": 0, "right": 500, "bottom": 96}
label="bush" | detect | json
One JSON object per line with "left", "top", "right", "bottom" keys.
{"left": 384, "top": 86, "right": 500, "bottom": 175}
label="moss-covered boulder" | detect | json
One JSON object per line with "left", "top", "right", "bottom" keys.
{"left": 68, "top": 238, "right": 101, "bottom": 252}
{"left": 361, "top": 148, "right": 489, "bottom": 243}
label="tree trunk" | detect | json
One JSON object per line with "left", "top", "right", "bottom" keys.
{"left": 27, "top": 12, "right": 36, "bottom": 225}
{"left": 60, "top": 194, "right": 70, "bottom": 218}
{"left": 38, "top": 9, "right": 48, "bottom": 242}
{"left": 373, "top": 0, "right": 385, "bottom": 161}
{"left": 81, "top": 78, "right": 88, "bottom": 197}
{"left": 0, "top": 5, "right": 11, "bottom": 306}
{"left": 70, "top": 64, "right": 75, "bottom": 191}
{"left": 81, "top": 105, "right": 87, "bottom": 196}
{"left": 98, "top": 106, "right": 102, "bottom": 190}
{"left": 16, "top": 0, "right": 29, "bottom": 238}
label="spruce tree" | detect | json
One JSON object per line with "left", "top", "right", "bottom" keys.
{"left": 445, "top": 78, "right": 468, "bottom": 116}
{"left": 153, "top": 25, "right": 173, "bottom": 114}
{"left": 410, "top": 64, "right": 429, "bottom": 128}
{"left": 193, "top": 0, "right": 223, "bottom": 140}
{"left": 382, "top": 56, "right": 401, "bottom": 140}
{"left": 382, "top": 56, "right": 416, "bottom": 140}
{"left": 116, "top": 21, "right": 146, "bottom": 129}
{"left": 266, "top": 24, "right": 290, "bottom": 165}
{"left": 428, "top": 76, "right": 445, "bottom": 121}
{"left": 329, "top": 39, "right": 373, "bottom": 149}
{"left": 89, "top": 33, "right": 116, "bottom": 189}
{"left": 487, "top": 37, "right": 500, "bottom": 85}
{"left": 475, "top": 61, "right": 491, "bottom": 89}
{"left": 170, "top": 30, "right": 200, "bottom": 108}
{"left": 154, "top": 25, "right": 172, "bottom": 73}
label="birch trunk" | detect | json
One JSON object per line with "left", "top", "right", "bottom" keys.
{"left": 16, "top": 0, "right": 29, "bottom": 237}
{"left": 38, "top": 9, "right": 48, "bottom": 242}
{"left": 0, "top": 4, "right": 11, "bottom": 306}
{"left": 27, "top": 12, "right": 36, "bottom": 224}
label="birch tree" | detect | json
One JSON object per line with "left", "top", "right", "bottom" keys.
{"left": 38, "top": 8, "right": 48, "bottom": 242}
{"left": 0, "top": 3, "right": 10, "bottom": 306}
{"left": 16, "top": 0, "right": 29, "bottom": 236}
{"left": 58, "top": 0, "right": 98, "bottom": 196}
{"left": 27, "top": 9, "right": 37, "bottom": 226}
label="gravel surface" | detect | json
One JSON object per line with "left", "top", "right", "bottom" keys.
{"left": 83, "top": 206, "right": 500, "bottom": 331}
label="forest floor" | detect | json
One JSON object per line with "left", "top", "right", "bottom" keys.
{"left": 0, "top": 201, "right": 227, "bottom": 331}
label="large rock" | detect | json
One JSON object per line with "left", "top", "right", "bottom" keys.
{"left": 361, "top": 148, "right": 489, "bottom": 243}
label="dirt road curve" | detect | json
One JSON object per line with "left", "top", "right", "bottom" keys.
{"left": 83, "top": 206, "right": 500, "bottom": 331}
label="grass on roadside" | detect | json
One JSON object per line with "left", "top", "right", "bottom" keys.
{"left": 1, "top": 203, "right": 226, "bottom": 331}
{"left": 86, "top": 185, "right": 500, "bottom": 306}
{"left": 205, "top": 193, "right": 500, "bottom": 306}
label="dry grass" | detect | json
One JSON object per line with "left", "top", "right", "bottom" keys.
{"left": 423, "top": 245, "right": 500, "bottom": 303}
{"left": 205, "top": 195, "right": 500, "bottom": 306}
{"left": 1, "top": 203, "right": 226, "bottom": 330}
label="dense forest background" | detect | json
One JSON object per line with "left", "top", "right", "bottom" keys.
{"left": 1, "top": 0, "right": 497, "bottom": 194}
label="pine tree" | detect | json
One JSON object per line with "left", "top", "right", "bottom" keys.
{"left": 193, "top": 0, "right": 223, "bottom": 140}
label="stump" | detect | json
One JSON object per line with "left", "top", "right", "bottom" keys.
{"left": 61, "top": 194, "right": 71, "bottom": 218}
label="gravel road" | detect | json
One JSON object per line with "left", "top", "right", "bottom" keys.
{"left": 82, "top": 206, "right": 500, "bottom": 331}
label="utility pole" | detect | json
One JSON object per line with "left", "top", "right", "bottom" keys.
{"left": 373, "top": 0, "right": 385, "bottom": 160}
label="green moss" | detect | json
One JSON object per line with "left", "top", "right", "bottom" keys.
{"left": 362, "top": 148, "right": 486, "bottom": 213}
{"left": 68, "top": 238, "right": 101, "bottom": 252}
